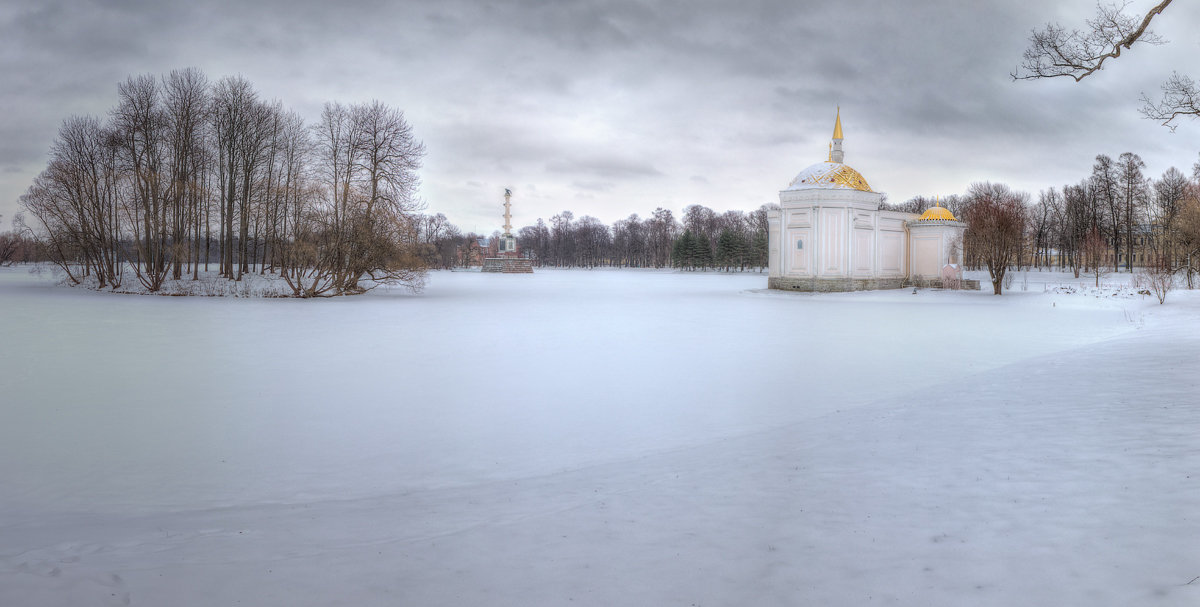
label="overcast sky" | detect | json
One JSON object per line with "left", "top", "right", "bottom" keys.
{"left": 3, "top": 0, "right": 1199, "bottom": 233}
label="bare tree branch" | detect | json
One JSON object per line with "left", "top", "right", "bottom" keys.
{"left": 1140, "top": 72, "right": 1200, "bottom": 130}
{"left": 1012, "top": 0, "right": 1171, "bottom": 82}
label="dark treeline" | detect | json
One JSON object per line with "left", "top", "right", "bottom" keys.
{"left": 413, "top": 204, "right": 775, "bottom": 271}
{"left": 19, "top": 68, "right": 427, "bottom": 296}
{"left": 0, "top": 214, "right": 36, "bottom": 266}
{"left": 885, "top": 151, "right": 1200, "bottom": 286}
{"left": 519, "top": 204, "right": 773, "bottom": 270}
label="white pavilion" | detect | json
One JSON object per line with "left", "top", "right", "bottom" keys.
{"left": 767, "top": 110, "right": 976, "bottom": 291}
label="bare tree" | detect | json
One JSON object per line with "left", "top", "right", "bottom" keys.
{"left": 1142, "top": 260, "right": 1175, "bottom": 303}
{"left": 611, "top": 214, "right": 646, "bottom": 268}
{"left": 1176, "top": 189, "right": 1200, "bottom": 287}
{"left": 1029, "top": 189, "right": 1057, "bottom": 269}
{"left": 0, "top": 235, "right": 24, "bottom": 266}
{"left": 236, "top": 102, "right": 272, "bottom": 279}
{"left": 516, "top": 219, "right": 550, "bottom": 267}
{"left": 270, "top": 109, "right": 321, "bottom": 294}
{"left": 647, "top": 207, "right": 678, "bottom": 268}
{"left": 1082, "top": 226, "right": 1112, "bottom": 286}
{"left": 310, "top": 101, "right": 356, "bottom": 285}
{"left": 211, "top": 76, "right": 271, "bottom": 281}
{"left": 1116, "top": 152, "right": 1148, "bottom": 270}
{"left": 963, "top": 182, "right": 1027, "bottom": 295}
{"left": 549, "top": 210, "right": 574, "bottom": 267}
{"left": 0, "top": 215, "right": 18, "bottom": 266}
{"left": 1091, "top": 155, "right": 1123, "bottom": 272}
{"left": 415, "top": 213, "right": 461, "bottom": 270}
{"left": 22, "top": 115, "right": 125, "bottom": 287}
{"left": 278, "top": 100, "right": 427, "bottom": 296}
{"left": 1059, "top": 182, "right": 1093, "bottom": 277}
{"left": 343, "top": 101, "right": 426, "bottom": 291}
{"left": 1151, "top": 166, "right": 1188, "bottom": 267}
{"left": 159, "top": 68, "right": 212, "bottom": 280}
{"left": 574, "top": 215, "right": 610, "bottom": 268}
{"left": 113, "top": 74, "right": 174, "bottom": 290}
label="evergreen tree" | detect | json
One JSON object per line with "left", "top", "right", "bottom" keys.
{"left": 715, "top": 229, "right": 735, "bottom": 270}
{"left": 715, "top": 228, "right": 750, "bottom": 271}
{"left": 732, "top": 230, "right": 750, "bottom": 269}
{"left": 691, "top": 232, "right": 713, "bottom": 270}
{"left": 672, "top": 230, "right": 696, "bottom": 269}
{"left": 751, "top": 232, "right": 769, "bottom": 270}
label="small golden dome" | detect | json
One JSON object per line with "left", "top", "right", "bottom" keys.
{"left": 918, "top": 206, "right": 956, "bottom": 221}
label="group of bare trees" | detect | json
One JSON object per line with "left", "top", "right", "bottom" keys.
{"left": 888, "top": 149, "right": 1200, "bottom": 292}
{"left": 19, "top": 68, "right": 426, "bottom": 296}
{"left": 1016, "top": 153, "right": 1200, "bottom": 284}
{"left": 511, "top": 204, "right": 771, "bottom": 270}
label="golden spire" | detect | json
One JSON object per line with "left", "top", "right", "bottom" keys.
{"left": 832, "top": 106, "right": 843, "bottom": 140}
{"left": 827, "top": 142, "right": 832, "bottom": 162}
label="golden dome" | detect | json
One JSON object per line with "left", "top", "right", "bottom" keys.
{"left": 918, "top": 205, "right": 956, "bottom": 221}
{"left": 785, "top": 161, "right": 873, "bottom": 192}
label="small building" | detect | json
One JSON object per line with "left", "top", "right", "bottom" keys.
{"left": 767, "top": 110, "right": 976, "bottom": 291}
{"left": 455, "top": 237, "right": 492, "bottom": 267}
{"left": 908, "top": 205, "right": 967, "bottom": 288}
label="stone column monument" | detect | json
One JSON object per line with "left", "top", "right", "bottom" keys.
{"left": 500, "top": 188, "right": 516, "bottom": 254}
{"left": 482, "top": 188, "right": 533, "bottom": 273}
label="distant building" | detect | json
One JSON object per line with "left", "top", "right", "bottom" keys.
{"left": 767, "top": 110, "right": 977, "bottom": 291}
{"left": 455, "top": 237, "right": 489, "bottom": 267}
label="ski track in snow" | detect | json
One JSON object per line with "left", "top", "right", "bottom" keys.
{"left": 1, "top": 266, "right": 1198, "bottom": 606}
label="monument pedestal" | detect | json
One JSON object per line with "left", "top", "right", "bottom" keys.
{"left": 482, "top": 258, "right": 534, "bottom": 273}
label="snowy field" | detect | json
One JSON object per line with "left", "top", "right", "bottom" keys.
{"left": 1, "top": 266, "right": 1198, "bottom": 606}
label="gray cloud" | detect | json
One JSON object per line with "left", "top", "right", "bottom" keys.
{"left": 3, "top": 0, "right": 1200, "bottom": 231}
{"left": 571, "top": 180, "right": 615, "bottom": 193}
{"left": 546, "top": 156, "right": 663, "bottom": 179}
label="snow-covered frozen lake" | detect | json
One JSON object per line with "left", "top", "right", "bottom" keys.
{"left": 2, "top": 266, "right": 1198, "bottom": 606}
